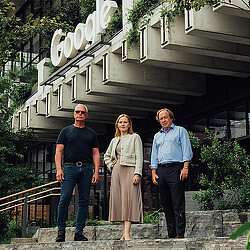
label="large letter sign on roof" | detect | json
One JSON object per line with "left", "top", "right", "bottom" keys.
{"left": 51, "top": 0, "right": 118, "bottom": 67}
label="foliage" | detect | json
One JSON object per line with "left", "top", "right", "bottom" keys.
{"left": 0, "top": 212, "right": 22, "bottom": 244}
{"left": 0, "top": 162, "right": 44, "bottom": 197}
{"left": 0, "top": 2, "right": 45, "bottom": 201}
{"left": 230, "top": 222, "right": 250, "bottom": 250}
{"left": 86, "top": 219, "right": 99, "bottom": 226}
{"left": 5, "top": 66, "right": 38, "bottom": 107}
{"left": 41, "top": 0, "right": 83, "bottom": 57}
{"left": 103, "top": 9, "right": 122, "bottom": 41}
{"left": 126, "top": 0, "right": 159, "bottom": 48}
{"left": 191, "top": 128, "right": 250, "bottom": 210}
{"left": 66, "top": 213, "right": 99, "bottom": 226}
{"left": 79, "top": 0, "right": 96, "bottom": 23}
{"left": 0, "top": 0, "right": 39, "bottom": 69}
{"left": 66, "top": 212, "right": 76, "bottom": 227}
{"left": 143, "top": 209, "right": 160, "bottom": 224}
{"left": 161, "top": 0, "right": 218, "bottom": 28}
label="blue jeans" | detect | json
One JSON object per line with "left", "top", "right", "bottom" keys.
{"left": 57, "top": 164, "right": 93, "bottom": 234}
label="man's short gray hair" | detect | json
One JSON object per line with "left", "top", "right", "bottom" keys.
{"left": 74, "top": 104, "right": 88, "bottom": 113}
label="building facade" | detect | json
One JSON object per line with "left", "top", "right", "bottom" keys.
{"left": 9, "top": 0, "right": 250, "bottom": 222}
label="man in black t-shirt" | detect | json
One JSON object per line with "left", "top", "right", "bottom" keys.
{"left": 55, "top": 104, "right": 100, "bottom": 242}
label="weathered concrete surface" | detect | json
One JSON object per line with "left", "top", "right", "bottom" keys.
{"left": 159, "top": 209, "right": 250, "bottom": 238}
{"left": 10, "top": 238, "right": 37, "bottom": 244}
{"left": 0, "top": 237, "right": 247, "bottom": 250}
{"left": 37, "top": 224, "right": 158, "bottom": 243}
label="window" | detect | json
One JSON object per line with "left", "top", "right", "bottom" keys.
{"left": 230, "top": 105, "right": 247, "bottom": 139}
{"left": 46, "top": 93, "right": 50, "bottom": 116}
{"left": 58, "top": 85, "right": 62, "bottom": 109}
{"left": 86, "top": 65, "right": 91, "bottom": 92}
{"left": 140, "top": 27, "right": 146, "bottom": 60}
{"left": 103, "top": 54, "right": 108, "bottom": 82}
{"left": 26, "top": 106, "right": 30, "bottom": 127}
{"left": 71, "top": 76, "right": 76, "bottom": 101}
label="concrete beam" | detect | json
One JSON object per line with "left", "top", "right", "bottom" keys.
{"left": 140, "top": 25, "right": 250, "bottom": 77}
{"left": 36, "top": 90, "right": 119, "bottom": 123}
{"left": 161, "top": 15, "right": 250, "bottom": 63}
{"left": 185, "top": 6, "right": 250, "bottom": 45}
{"left": 57, "top": 74, "right": 164, "bottom": 112}
{"left": 213, "top": 0, "right": 250, "bottom": 19}
{"left": 84, "top": 63, "right": 185, "bottom": 104}
{"left": 56, "top": 82, "right": 149, "bottom": 119}
{"left": 103, "top": 52, "right": 206, "bottom": 96}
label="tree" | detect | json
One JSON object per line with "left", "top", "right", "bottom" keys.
{"left": 0, "top": 0, "right": 73, "bottom": 71}
{"left": 0, "top": 0, "right": 74, "bottom": 198}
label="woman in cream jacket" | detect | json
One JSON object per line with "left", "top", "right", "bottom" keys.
{"left": 104, "top": 114, "right": 143, "bottom": 240}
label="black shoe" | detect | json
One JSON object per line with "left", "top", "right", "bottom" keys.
{"left": 55, "top": 232, "right": 65, "bottom": 242}
{"left": 74, "top": 232, "right": 88, "bottom": 241}
{"left": 165, "top": 234, "right": 176, "bottom": 239}
{"left": 176, "top": 233, "right": 184, "bottom": 239}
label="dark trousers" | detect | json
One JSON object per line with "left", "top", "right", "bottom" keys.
{"left": 57, "top": 164, "right": 93, "bottom": 234}
{"left": 158, "top": 163, "right": 185, "bottom": 237}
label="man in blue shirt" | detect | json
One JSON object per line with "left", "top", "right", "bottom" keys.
{"left": 150, "top": 108, "right": 193, "bottom": 239}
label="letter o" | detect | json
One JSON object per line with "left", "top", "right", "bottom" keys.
{"left": 64, "top": 32, "right": 77, "bottom": 58}
{"left": 74, "top": 23, "right": 88, "bottom": 50}
{"left": 85, "top": 13, "right": 95, "bottom": 42}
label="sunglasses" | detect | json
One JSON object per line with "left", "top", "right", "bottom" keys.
{"left": 75, "top": 111, "right": 87, "bottom": 114}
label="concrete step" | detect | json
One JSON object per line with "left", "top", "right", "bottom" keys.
{"left": 36, "top": 224, "right": 158, "bottom": 243}
{"left": 1, "top": 237, "right": 247, "bottom": 250}
{"left": 28, "top": 209, "right": 249, "bottom": 243}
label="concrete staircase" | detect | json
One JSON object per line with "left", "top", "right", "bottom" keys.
{"left": 1, "top": 209, "right": 249, "bottom": 250}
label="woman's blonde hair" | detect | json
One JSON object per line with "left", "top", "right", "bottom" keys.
{"left": 114, "top": 114, "right": 135, "bottom": 137}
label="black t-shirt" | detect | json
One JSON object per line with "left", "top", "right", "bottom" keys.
{"left": 56, "top": 125, "right": 99, "bottom": 163}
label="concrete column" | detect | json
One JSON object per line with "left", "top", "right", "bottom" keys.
{"left": 37, "top": 58, "right": 51, "bottom": 93}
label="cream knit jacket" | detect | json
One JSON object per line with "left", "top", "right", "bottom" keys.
{"left": 104, "top": 133, "right": 143, "bottom": 176}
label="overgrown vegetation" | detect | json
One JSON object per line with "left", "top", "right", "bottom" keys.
{"left": 0, "top": 213, "right": 21, "bottom": 244}
{"left": 126, "top": 0, "right": 159, "bottom": 49}
{"left": 103, "top": 9, "right": 122, "bottom": 41}
{"left": 190, "top": 129, "right": 250, "bottom": 210}
{"left": 161, "top": 0, "right": 218, "bottom": 28}
{"left": 143, "top": 210, "right": 160, "bottom": 224}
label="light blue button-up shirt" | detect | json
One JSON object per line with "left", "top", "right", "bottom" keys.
{"left": 150, "top": 124, "right": 193, "bottom": 169}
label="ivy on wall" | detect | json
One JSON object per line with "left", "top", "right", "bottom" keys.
{"left": 126, "top": 0, "right": 159, "bottom": 48}
{"left": 161, "top": 0, "right": 218, "bottom": 28}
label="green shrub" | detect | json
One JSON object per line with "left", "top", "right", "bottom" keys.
{"left": 191, "top": 129, "right": 250, "bottom": 210}
{"left": 143, "top": 210, "right": 160, "bottom": 224}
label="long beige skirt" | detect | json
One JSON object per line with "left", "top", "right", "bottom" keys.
{"left": 109, "top": 160, "right": 143, "bottom": 223}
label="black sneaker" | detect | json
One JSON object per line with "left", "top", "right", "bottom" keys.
{"left": 74, "top": 232, "right": 88, "bottom": 241}
{"left": 55, "top": 232, "right": 65, "bottom": 242}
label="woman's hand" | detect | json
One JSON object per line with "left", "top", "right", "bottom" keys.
{"left": 111, "top": 159, "right": 117, "bottom": 168}
{"left": 133, "top": 174, "right": 140, "bottom": 185}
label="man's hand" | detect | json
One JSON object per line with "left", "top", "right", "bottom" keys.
{"left": 92, "top": 172, "right": 99, "bottom": 185}
{"left": 133, "top": 174, "right": 140, "bottom": 185}
{"left": 56, "top": 169, "right": 64, "bottom": 183}
{"left": 180, "top": 168, "right": 188, "bottom": 181}
{"left": 152, "top": 169, "right": 159, "bottom": 185}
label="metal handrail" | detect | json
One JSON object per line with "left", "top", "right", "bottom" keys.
{"left": 0, "top": 181, "right": 61, "bottom": 237}
{"left": 0, "top": 193, "right": 61, "bottom": 212}
{"left": 0, "top": 180, "right": 59, "bottom": 202}
{"left": 0, "top": 187, "right": 61, "bottom": 209}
